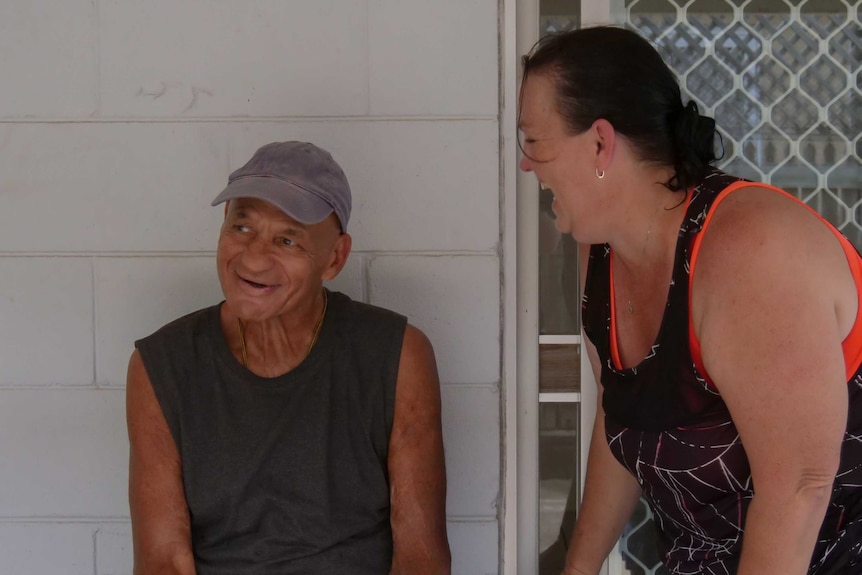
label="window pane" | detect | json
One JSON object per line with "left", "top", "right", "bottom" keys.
{"left": 539, "top": 344, "right": 581, "bottom": 393}
{"left": 619, "top": 498, "right": 669, "bottom": 575}
{"left": 537, "top": 4, "right": 583, "bottom": 575}
{"left": 541, "top": 0, "right": 582, "bottom": 35}
{"left": 538, "top": 402, "right": 580, "bottom": 575}
{"left": 539, "top": 189, "right": 581, "bottom": 335}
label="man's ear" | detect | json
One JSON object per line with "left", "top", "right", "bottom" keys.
{"left": 321, "top": 233, "right": 352, "bottom": 281}
{"left": 591, "top": 118, "right": 616, "bottom": 173}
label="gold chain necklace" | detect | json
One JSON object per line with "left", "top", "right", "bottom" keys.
{"left": 236, "top": 289, "right": 328, "bottom": 369}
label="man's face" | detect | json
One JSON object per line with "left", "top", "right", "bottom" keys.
{"left": 216, "top": 197, "right": 348, "bottom": 322}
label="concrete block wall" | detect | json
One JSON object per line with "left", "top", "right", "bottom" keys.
{"left": 0, "top": 1, "right": 502, "bottom": 574}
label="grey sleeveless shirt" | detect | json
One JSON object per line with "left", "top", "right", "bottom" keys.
{"left": 135, "top": 290, "right": 407, "bottom": 575}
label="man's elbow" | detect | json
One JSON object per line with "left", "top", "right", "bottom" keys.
{"left": 133, "top": 545, "right": 196, "bottom": 575}
{"left": 390, "top": 547, "right": 451, "bottom": 575}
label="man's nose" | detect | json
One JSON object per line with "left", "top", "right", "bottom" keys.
{"left": 519, "top": 155, "right": 533, "bottom": 172}
{"left": 241, "top": 235, "right": 273, "bottom": 268}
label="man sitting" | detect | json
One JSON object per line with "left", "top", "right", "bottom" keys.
{"left": 126, "top": 141, "right": 451, "bottom": 574}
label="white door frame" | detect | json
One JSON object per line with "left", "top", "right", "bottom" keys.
{"left": 501, "top": 0, "right": 612, "bottom": 573}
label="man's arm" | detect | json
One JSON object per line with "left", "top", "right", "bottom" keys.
{"left": 388, "top": 325, "right": 451, "bottom": 575}
{"left": 126, "top": 350, "right": 196, "bottom": 575}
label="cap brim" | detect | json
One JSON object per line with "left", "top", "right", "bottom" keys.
{"left": 211, "top": 176, "right": 334, "bottom": 225}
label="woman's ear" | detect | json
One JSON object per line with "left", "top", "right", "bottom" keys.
{"left": 591, "top": 118, "right": 617, "bottom": 171}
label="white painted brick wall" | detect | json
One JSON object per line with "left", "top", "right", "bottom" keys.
{"left": 0, "top": 0, "right": 98, "bottom": 117}
{"left": 0, "top": 524, "right": 95, "bottom": 574}
{"left": 0, "top": 0, "right": 502, "bottom": 572}
{"left": 99, "top": 1, "right": 370, "bottom": 118}
{"left": 368, "top": 255, "right": 501, "bottom": 384}
{"left": 0, "top": 259, "right": 94, "bottom": 386}
{"left": 96, "top": 526, "right": 134, "bottom": 575}
{"left": 368, "top": 0, "right": 498, "bottom": 115}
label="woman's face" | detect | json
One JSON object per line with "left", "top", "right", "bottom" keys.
{"left": 518, "top": 72, "right": 597, "bottom": 237}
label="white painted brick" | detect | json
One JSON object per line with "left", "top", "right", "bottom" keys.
{"left": 335, "top": 121, "right": 499, "bottom": 252}
{"left": 440, "top": 386, "right": 500, "bottom": 517}
{"left": 0, "top": 390, "right": 128, "bottom": 517}
{"left": 0, "top": 523, "right": 94, "bottom": 575}
{"left": 448, "top": 521, "right": 499, "bottom": 575}
{"left": 227, "top": 120, "right": 500, "bottom": 251}
{"left": 96, "top": 525, "right": 133, "bottom": 575}
{"left": 0, "top": 0, "right": 97, "bottom": 118}
{"left": 0, "top": 123, "right": 227, "bottom": 252}
{"left": 0, "top": 258, "right": 93, "bottom": 386}
{"left": 368, "top": 256, "right": 499, "bottom": 384}
{"left": 369, "top": 0, "right": 498, "bottom": 116}
{"left": 100, "top": 0, "right": 368, "bottom": 117}
{"left": 95, "top": 257, "right": 222, "bottom": 387}
{"left": 0, "top": 120, "right": 498, "bottom": 253}
{"left": 324, "top": 254, "right": 365, "bottom": 302}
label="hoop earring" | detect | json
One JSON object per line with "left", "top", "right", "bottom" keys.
{"left": 595, "top": 169, "right": 605, "bottom": 180}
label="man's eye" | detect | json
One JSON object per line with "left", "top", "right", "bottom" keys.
{"left": 233, "top": 224, "right": 250, "bottom": 232}
{"left": 280, "top": 237, "right": 295, "bottom": 247}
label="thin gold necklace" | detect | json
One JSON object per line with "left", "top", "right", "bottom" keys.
{"left": 625, "top": 201, "right": 665, "bottom": 315}
{"left": 236, "top": 289, "right": 328, "bottom": 369}
{"left": 626, "top": 223, "right": 652, "bottom": 315}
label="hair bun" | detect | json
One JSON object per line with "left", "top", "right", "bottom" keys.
{"left": 669, "top": 101, "right": 717, "bottom": 190}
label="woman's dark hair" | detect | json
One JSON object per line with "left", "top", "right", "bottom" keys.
{"left": 521, "top": 26, "right": 718, "bottom": 191}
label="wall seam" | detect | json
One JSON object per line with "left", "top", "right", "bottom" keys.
{"left": 0, "top": 115, "right": 498, "bottom": 125}
{"left": 92, "top": 527, "right": 99, "bottom": 575}
{"left": 93, "top": 0, "right": 101, "bottom": 118}
{"left": 91, "top": 257, "right": 98, "bottom": 387}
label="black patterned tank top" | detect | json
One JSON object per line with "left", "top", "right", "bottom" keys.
{"left": 582, "top": 169, "right": 862, "bottom": 574}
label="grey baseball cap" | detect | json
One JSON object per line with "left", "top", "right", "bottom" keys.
{"left": 211, "top": 141, "right": 351, "bottom": 232}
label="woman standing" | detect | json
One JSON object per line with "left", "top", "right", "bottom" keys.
{"left": 518, "top": 26, "right": 862, "bottom": 574}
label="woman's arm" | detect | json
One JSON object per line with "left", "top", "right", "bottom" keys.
{"left": 562, "top": 360, "right": 642, "bottom": 575}
{"left": 692, "top": 186, "right": 852, "bottom": 574}
{"left": 563, "top": 242, "right": 643, "bottom": 575}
